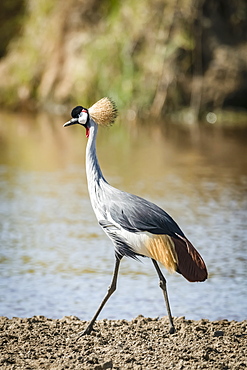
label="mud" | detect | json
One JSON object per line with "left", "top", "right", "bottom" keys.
{"left": 0, "top": 315, "right": 246, "bottom": 369}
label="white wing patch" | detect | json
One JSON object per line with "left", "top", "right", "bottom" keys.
{"left": 100, "top": 211, "right": 178, "bottom": 272}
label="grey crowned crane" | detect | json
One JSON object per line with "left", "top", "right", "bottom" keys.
{"left": 63, "top": 97, "right": 207, "bottom": 336}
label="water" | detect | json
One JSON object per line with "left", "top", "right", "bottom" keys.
{"left": 0, "top": 112, "right": 246, "bottom": 322}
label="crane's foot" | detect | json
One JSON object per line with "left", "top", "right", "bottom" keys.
{"left": 75, "top": 324, "right": 95, "bottom": 340}
{"left": 169, "top": 325, "right": 176, "bottom": 334}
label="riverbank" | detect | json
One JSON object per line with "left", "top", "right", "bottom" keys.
{"left": 1, "top": 315, "right": 246, "bottom": 369}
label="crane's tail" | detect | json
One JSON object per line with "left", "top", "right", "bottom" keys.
{"left": 171, "top": 234, "right": 208, "bottom": 282}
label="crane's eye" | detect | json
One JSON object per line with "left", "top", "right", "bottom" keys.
{"left": 78, "top": 111, "right": 88, "bottom": 125}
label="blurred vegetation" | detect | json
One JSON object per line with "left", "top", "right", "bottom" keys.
{"left": 0, "top": 0, "right": 26, "bottom": 58}
{"left": 0, "top": 0, "right": 246, "bottom": 123}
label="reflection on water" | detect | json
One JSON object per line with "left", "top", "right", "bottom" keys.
{"left": 0, "top": 111, "right": 246, "bottom": 321}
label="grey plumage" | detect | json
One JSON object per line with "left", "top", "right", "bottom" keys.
{"left": 96, "top": 181, "right": 184, "bottom": 257}
{"left": 103, "top": 186, "right": 185, "bottom": 236}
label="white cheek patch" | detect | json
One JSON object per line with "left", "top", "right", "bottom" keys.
{"left": 78, "top": 111, "right": 88, "bottom": 124}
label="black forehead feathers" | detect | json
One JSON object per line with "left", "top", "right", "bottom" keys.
{"left": 71, "top": 105, "right": 87, "bottom": 118}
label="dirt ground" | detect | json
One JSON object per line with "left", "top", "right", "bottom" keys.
{"left": 0, "top": 315, "right": 246, "bottom": 370}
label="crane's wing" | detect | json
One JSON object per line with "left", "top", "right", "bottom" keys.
{"left": 107, "top": 190, "right": 184, "bottom": 237}
{"left": 102, "top": 187, "right": 207, "bottom": 282}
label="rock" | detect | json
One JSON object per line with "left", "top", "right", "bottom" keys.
{"left": 213, "top": 330, "right": 224, "bottom": 337}
{"left": 102, "top": 360, "right": 113, "bottom": 369}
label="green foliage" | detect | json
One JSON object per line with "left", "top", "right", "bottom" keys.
{"left": 0, "top": 0, "right": 26, "bottom": 58}
{"left": 0, "top": 0, "right": 246, "bottom": 121}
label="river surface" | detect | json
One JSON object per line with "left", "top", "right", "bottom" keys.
{"left": 0, "top": 112, "right": 246, "bottom": 322}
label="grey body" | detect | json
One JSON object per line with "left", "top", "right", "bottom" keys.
{"left": 86, "top": 119, "right": 184, "bottom": 260}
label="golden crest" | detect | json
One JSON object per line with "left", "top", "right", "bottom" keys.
{"left": 88, "top": 97, "right": 118, "bottom": 126}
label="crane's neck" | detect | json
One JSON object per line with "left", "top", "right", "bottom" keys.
{"left": 85, "top": 119, "right": 106, "bottom": 194}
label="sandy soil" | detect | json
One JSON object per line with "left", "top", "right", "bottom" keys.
{"left": 0, "top": 315, "right": 246, "bottom": 369}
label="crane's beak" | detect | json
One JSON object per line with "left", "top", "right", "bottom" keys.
{"left": 63, "top": 118, "right": 78, "bottom": 127}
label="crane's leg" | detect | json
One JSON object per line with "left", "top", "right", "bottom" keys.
{"left": 77, "top": 256, "right": 122, "bottom": 338}
{"left": 152, "top": 259, "right": 175, "bottom": 334}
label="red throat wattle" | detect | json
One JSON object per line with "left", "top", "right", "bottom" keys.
{"left": 86, "top": 127, "right": 90, "bottom": 138}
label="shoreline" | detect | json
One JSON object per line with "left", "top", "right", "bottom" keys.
{"left": 1, "top": 315, "right": 246, "bottom": 369}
